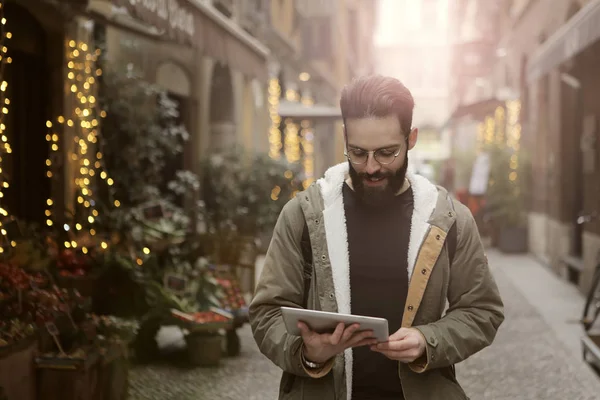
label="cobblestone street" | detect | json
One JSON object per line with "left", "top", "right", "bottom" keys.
{"left": 128, "top": 250, "right": 600, "bottom": 400}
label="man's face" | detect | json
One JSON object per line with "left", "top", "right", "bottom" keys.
{"left": 345, "top": 115, "right": 417, "bottom": 206}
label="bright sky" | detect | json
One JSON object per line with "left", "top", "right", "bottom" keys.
{"left": 374, "top": 0, "right": 449, "bottom": 47}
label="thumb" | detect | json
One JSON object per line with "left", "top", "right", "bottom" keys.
{"left": 389, "top": 327, "right": 410, "bottom": 341}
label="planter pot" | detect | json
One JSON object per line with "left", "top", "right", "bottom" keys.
{"left": 184, "top": 333, "right": 223, "bottom": 367}
{"left": 498, "top": 226, "right": 528, "bottom": 254}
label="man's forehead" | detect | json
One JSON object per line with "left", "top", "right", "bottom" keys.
{"left": 344, "top": 116, "right": 404, "bottom": 146}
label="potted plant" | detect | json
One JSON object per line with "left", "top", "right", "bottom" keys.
{"left": 484, "top": 144, "right": 531, "bottom": 253}
{"left": 196, "top": 147, "right": 304, "bottom": 265}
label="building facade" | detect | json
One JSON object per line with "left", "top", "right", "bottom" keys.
{"left": 447, "top": 0, "right": 600, "bottom": 294}
{"left": 267, "top": 0, "right": 377, "bottom": 183}
{"left": 3, "top": 0, "right": 377, "bottom": 228}
{"left": 375, "top": 0, "right": 451, "bottom": 178}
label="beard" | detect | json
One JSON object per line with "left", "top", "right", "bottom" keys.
{"left": 348, "top": 151, "right": 408, "bottom": 207}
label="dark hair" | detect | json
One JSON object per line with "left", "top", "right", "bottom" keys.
{"left": 340, "top": 75, "right": 415, "bottom": 135}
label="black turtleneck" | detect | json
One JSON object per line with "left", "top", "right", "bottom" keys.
{"left": 342, "top": 182, "right": 413, "bottom": 400}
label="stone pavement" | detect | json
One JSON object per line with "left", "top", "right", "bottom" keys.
{"left": 128, "top": 250, "right": 600, "bottom": 400}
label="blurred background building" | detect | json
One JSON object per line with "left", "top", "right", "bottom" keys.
{"left": 7, "top": 0, "right": 600, "bottom": 297}
{"left": 375, "top": 0, "right": 451, "bottom": 180}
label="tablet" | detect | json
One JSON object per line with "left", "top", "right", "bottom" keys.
{"left": 281, "top": 307, "right": 389, "bottom": 342}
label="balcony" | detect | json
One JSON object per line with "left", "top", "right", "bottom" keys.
{"left": 213, "top": 0, "right": 234, "bottom": 18}
{"left": 240, "top": 0, "right": 265, "bottom": 38}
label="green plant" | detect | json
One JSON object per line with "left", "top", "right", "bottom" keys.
{"left": 196, "top": 147, "right": 304, "bottom": 263}
{"left": 484, "top": 144, "right": 530, "bottom": 228}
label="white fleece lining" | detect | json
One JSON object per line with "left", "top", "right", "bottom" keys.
{"left": 317, "top": 163, "right": 438, "bottom": 400}
{"left": 405, "top": 172, "right": 439, "bottom": 280}
{"left": 318, "top": 163, "right": 353, "bottom": 400}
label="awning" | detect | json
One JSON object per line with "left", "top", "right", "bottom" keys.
{"left": 278, "top": 101, "right": 342, "bottom": 120}
{"left": 90, "top": 0, "right": 269, "bottom": 81}
{"left": 440, "top": 98, "right": 503, "bottom": 130}
{"left": 527, "top": 0, "right": 600, "bottom": 83}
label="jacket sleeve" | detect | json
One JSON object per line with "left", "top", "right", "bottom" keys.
{"left": 410, "top": 205, "right": 505, "bottom": 372}
{"left": 249, "top": 197, "right": 328, "bottom": 377}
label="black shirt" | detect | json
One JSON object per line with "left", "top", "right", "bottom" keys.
{"left": 343, "top": 183, "right": 413, "bottom": 400}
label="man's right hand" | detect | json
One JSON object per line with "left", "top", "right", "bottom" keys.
{"left": 297, "top": 321, "right": 378, "bottom": 364}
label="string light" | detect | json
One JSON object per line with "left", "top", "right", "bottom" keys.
{"left": 300, "top": 120, "right": 314, "bottom": 189}
{"left": 484, "top": 116, "right": 495, "bottom": 145}
{"left": 0, "top": 1, "right": 14, "bottom": 253}
{"left": 285, "top": 88, "right": 300, "bottom": 102}
{"left": 506, "top": 99, "right": 522, "bottom": 185}
{"left": 476, "top": 122, "right": 485, "bottom": 152}
{"left": 45, "top": 38, "right": 113, "bottom": 248}
{"left": 494, "top": 106, "right": 505, "bottom": 147}
{"left": 284, "top": 118, "right": 301, "bottom": 163}
{"left": 268, "top": 77, "right": 282, "bottom": 159}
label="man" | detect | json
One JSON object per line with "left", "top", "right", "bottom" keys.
{"left": 249, "top": 75, "right": 504, "bottom": 400}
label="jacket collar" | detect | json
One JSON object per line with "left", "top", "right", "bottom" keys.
{"left": 316, "top": 162, "right": 439, "bottom": 279}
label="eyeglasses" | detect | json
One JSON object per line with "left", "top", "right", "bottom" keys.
{"left": 344, "top": 147, "right": 402, "bottom": 165}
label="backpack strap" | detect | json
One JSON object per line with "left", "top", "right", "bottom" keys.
{"left": 446, "top": 194, "right": 458, "bottom": 266}
{"left": 300, "top": 220, "right": 313, "bottom": 308}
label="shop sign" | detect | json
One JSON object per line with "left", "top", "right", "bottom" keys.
{"left": 114, "top": 0, "right": 195, "bottom": 44}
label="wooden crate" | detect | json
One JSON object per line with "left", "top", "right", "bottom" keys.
{"left": 94, "top": 342, "right": 129, "bottom": 400}
{"left": 0, "top": 337, "right": 37, "bottom": 400}
{"left": 36, "top": 350, "right": 100, "bottom": 400}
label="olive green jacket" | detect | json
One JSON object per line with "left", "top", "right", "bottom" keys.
{"left": 249, "top": 163, "right": 504, "bottom": 400}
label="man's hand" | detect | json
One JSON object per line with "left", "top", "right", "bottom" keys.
{"left": 370, "top": 327, "right": 426, "bottom": 363}
{"left": 298, "top": 322, "right": 378, "bottom": 364}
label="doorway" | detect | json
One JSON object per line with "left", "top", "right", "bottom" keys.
{"left": 4, "top": 3, "right": 51, "bottom": 225}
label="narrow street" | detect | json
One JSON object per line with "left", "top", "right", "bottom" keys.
{"left": 128, "top": 250, "right": 600, "bottom": 400}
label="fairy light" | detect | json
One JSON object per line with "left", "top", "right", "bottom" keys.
{"left": 300, "top": 119, "right": 314, "bottom": 188}
{"left": 285, "top": 88, "right": 300, "bottom": 102}
{"left": 494, "top": 106, "right": 505, "bottom": 147}
{"left": 45, "top": 38, "right": 114, "bottom": 247}
{"left": 268, "top": 77, "right": 282, "bottom": 159}
{"left": 476, "top": 122, "right": 485, "bottom": 152}
{"left": 284, "top": 118, "right": 301, "bottom": 163}
{"left": 484, "top": 116, "right": 495, "bottom": 145}
{"left": 0, "top": 2, "right": 14, "bottom": 253}
{"left": 506, "top": 99, "right": 522, "bottom": 184}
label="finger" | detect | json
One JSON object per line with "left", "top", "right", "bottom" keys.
{"left": 375, "top": 337, "right": 416, "bottom": 352}
{"left": 346, "top": 329, "right": 375, "bottom": 347}
{"left": 350, "top": 337, "right": 379, "bottom": 348}
{"left": 370, "top": 348, "right": 418, "bottom": 362}
{"left": 329, "top": 323, "right": 346, "bottom": 345}
{"left": 297, "top": 322, "right": 314, "bottom": 338}
{"left": 341, "top": 323, "right": 360, "bottom": 343}
{"left": 389, "top": 327, "right": 411, "bottom": 341}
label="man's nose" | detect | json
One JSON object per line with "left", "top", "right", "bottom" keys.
{"left": 365, "top": 153, "right": 381, "bottom": 175}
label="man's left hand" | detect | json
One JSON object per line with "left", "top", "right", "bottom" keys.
{"left": 370, "top": 327, "right": 426, "bottom": 363}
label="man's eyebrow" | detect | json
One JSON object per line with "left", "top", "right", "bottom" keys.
{"left": 347, "top": 144, "right": 401, "bottom": 151}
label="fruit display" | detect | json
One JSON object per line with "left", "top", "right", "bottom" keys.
{"left": 192, "top": 310, "right": 230, "bottom": 324}
{"left": 90, "top": 314, "right": 140, "bottom": 343}
{"left": 55, "top": 249, "right": 93, "bottom": 278}
{"left": 0, "top": 319, "right": 35, "bottom": 347}
{"left": 213, "top": 274, "right": 246, "bottom": 311}
{"left": 171, "top": 308, "right": 232, "bottom": 331}
{"left": 0, "top": 263, "right": 31, "bottom": 292}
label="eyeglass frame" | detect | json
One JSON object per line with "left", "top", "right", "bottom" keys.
{"left": 343, "top": 136, "right": 410, "bottom": 165}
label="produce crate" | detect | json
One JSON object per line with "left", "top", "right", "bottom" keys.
{"left": 0, "top": 336, "right": 37, "bottom": 400}
{"left": 36, "top": 348, "right": 101, "bottom": 400}
{"left": 94, "top": 341, "right": 129, "bottom": 400}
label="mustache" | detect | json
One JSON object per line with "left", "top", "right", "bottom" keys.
{"left": 359, "top": 171, "right": 391, "bottom": 180}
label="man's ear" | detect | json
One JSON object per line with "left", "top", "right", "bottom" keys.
{"left": 408, "top": 127, "right": 418, "bottom": 150}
